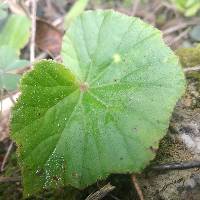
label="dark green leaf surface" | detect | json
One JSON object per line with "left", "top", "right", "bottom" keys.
{"left": 11, "top": 10, "right": 185, "bottom": 196}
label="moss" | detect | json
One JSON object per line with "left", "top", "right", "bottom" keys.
{"left": 151, "top": 134, "right": 193, "bottom": 165}
{"left": 176, "top": 44, "right": 200, "bottom": 68}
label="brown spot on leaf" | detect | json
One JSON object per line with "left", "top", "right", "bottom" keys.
{"left": 80, "top": 82, "right": 89, "bottom": 92}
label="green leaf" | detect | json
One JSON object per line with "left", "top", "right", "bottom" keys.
{"left": 0, "top": 2, "right": 8, "bottom": 20}
{"left": 171, "top": 0, "right": 200, "bottom": 16}
{"left": 1, "top": 73, "right": 21, "bottom": 91}
{"left": 0, "top": 45, "right": 29, "bottom": 91}
{"left": 0, "top": 14, "right": 30, "bottom": 52}
{"left": 11, "top": 10, "right": 185, "bottom": 196}
{"left": 64, "top": 0, "right": 89, "bottom": 29}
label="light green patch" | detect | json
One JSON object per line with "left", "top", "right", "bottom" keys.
{"left": 113, "top": 53, "right": 121, "bottom": 63}
{"left": 0, "top": 14, "right": 30, "bottom": 52}
{"left": 0, "top": 45, "right": 29, "bottom": 91}
{"left": 171, "top": 0, "right": 200, "bottom": 16}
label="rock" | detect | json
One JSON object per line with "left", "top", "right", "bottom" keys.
{"left": 138, "top": 77, "right": 200, "bottom": 200}
{"left": 189, "top": 25, "right": 200, "bottom": 42}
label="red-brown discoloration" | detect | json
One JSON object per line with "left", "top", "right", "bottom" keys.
{"left": 80, "top": 82, "right": 89, "bottom": 92}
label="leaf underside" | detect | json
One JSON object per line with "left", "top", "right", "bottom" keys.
{"left": 11, "top": 10, "right": 186, "bottom": 196}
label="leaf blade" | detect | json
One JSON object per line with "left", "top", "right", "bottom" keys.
{"left": 0, "top": 14, "right": 30, "bottom": 51}
{"left": 11, "top": 10, "right": 186, "bottom": 196}
{"left": 0, "top": 46, "right": 29, "bottom": 91}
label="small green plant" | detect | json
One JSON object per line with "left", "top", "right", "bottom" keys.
{"left": 176, "top": 44, "right": 200, "bottom": 67}
{"left": 64, "top": 0, "right": 89, "bottom": 28}
{"left": 11, "top": 10, "right": 185, "bottom": 197}
{"left": 171, "top": 0, "right": 200, "bottom": 16}
{"left": 0, "top": 2, "right": 8, "bottom": 19}
{"left": 0, "top": 14, "right": 30, "bottom": 52}
{"left": 0, "top": 46, "right": 29, "bottom": 92}
{"left": 0, "top": 13, "right": 30, "bottom": 94}
{"left": 0, "top": 10, "right": 30, "bottom": 113}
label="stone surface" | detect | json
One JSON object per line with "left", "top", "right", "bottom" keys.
{"left": 138, "top": 77, "right": 200, "bottom": 200}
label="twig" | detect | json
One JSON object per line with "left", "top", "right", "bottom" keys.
{"left": 0, "top": 176, "right": 21, "bottom": 183}
{"left": 0, "top": 89, "right": 3, "bottom": 114}
{"left": 6, "top": 90, "right": 16, "bottom": 104}
{"left": 0, "top": 89, "right": 15, "bottom": 172}
{"left": 30, "top": 0, "right": 37, "bottom": 63}
{"left": 52, "top": 17, "right": 63, "bottom": 27}
{"left": 167, "top": 28, "right": 189, "bottom": 46}
{"left": 153, "top": 0, "right": 177, "bottom": 13}
{"left": 152, "top": 160, "right": 200, "bottom": 171}
{"left": 131, "top": 0, "right": 140, "bottom": 16}
{"left": 85, "top": 183, "right": 115, "bottom": 200}
{"left": 1, "top": 92, "right": 19, "bottom": 113}
{"left": 131, "top": 174, "right": 144, "bottom": 200}
{"left": 163, "top": 20, "right": 199, "bottom": 35}
{"left": 1, "top": 142, "right": 13, "bottom": 172}
{"left": 34, "top": 52, "right": 48, "bottom": 62}
{"left": 162, "top": 2, "right": 177, "bottom": 11}
{"left": 18, "top": 0, "right": 31, "bottom": 18}
{"left": 184, "top": 65, "right": 200, "bottom": 73}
